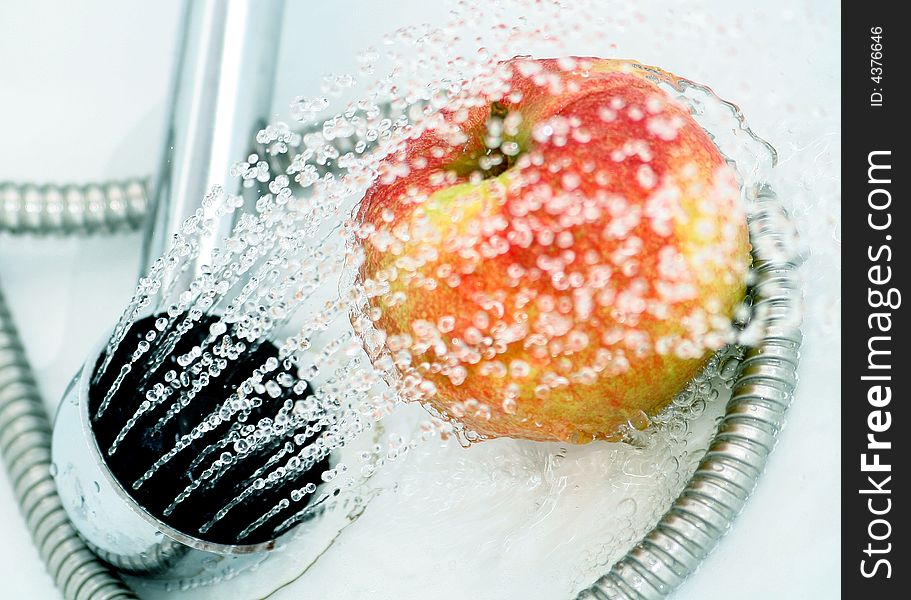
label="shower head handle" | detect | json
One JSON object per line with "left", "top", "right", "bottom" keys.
{"left": 142, "top": 0, "right": 286, "bottom": 288}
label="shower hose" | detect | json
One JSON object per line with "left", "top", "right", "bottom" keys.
{"left": 0, "top": 179, "right": 148, "bottom": 600}
{"left": 0, "top": 173, "right": 800, "bottom": 600}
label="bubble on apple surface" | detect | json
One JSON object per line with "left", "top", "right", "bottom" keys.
{"left": 96, "top": 0, "right": 829, "bottom": 597}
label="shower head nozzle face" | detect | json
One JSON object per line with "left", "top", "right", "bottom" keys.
{"left": 88, "top": 313, "right": 329, "bottom": 547}
{"left": 51, "top": 313, "right": 337, "bottom": 579}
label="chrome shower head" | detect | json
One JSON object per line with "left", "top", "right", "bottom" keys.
{"left": 50, "top": 0, "right": 294, "bottom": 582}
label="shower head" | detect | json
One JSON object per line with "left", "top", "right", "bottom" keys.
{"left": 50, "top": 0, "right": 296, "bottom": 582}
{"left": 48, "top": 0, "right": 393, "bottom": 583}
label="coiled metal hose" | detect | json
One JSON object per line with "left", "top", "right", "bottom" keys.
{"left": 0, "top": 180, "right": 146, "bottom": 599}
{"left": 0, "top": 180, "right": 149, "bottom": 236}
{"left": 577, "top": 189, "right": 802, "bottom": 599}
{"left": 0, "top": 285, "right": 138, "bottom": 599}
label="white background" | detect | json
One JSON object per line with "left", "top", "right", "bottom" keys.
{"left": 0, "top": 1, "right": 839, "bottom": 598}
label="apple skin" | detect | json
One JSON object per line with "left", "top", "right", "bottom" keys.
{"left": 355, "top": 58, "right": 749, "bottom": 443}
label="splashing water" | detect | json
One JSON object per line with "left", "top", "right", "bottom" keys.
{"left": 94, "top": 0, "right": 832, "bottom": 597}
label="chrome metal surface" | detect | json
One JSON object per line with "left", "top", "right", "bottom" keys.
{"left": 577, "top": 187, "right": 802, "bottom": 599}
{"left": 0, "top": 179, "right": 148, "bottom": 235}
{"left": 143, "top": 0, "right": 285, "bottom": 287}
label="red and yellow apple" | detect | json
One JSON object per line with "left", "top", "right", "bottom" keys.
{"left": 355, "top": 57, "right": 749, "bottom": 443}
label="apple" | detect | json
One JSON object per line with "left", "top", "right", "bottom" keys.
{"left": 355, "top": 57, "right": 749, "bottom": 443}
